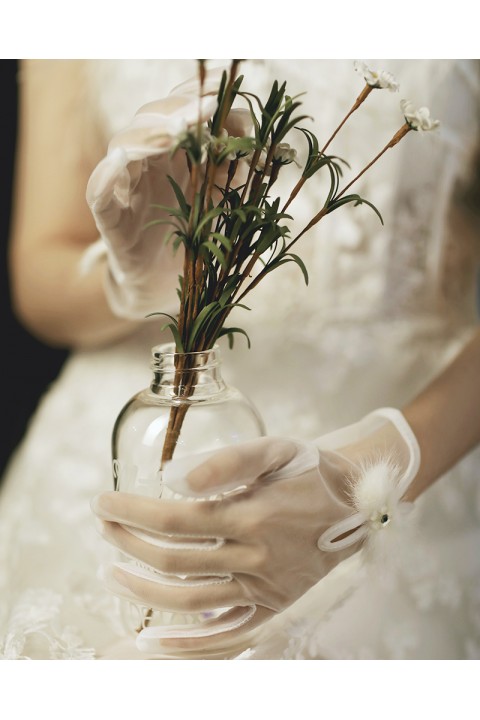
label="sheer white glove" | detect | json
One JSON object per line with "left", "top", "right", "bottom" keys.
{"left": 85, "top": 67, "right": 249, "bottom": 319}
{"left": 92, "top": 407, "right": 420, "bottom": 655}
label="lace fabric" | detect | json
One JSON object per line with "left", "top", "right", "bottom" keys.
{"left": 1, "top": 59, "right": 480, "bottom": 659}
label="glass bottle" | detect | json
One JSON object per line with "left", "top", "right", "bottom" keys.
{"left": 111, "top": 342, "right": 265, "bottom": 657}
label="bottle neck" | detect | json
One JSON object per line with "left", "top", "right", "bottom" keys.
{"left": 150, "top": 343, "right": 226, "bottom": 400}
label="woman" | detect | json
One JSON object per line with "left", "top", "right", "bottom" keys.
{"left": 1, "top": 59, "right": 479, "bottom": 659}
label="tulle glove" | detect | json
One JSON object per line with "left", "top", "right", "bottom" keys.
{"left": 92, "top": 407, "right": 420, "bottom": 655}
{"left": 85, "top": 67, "right": 250, "bottom": 319}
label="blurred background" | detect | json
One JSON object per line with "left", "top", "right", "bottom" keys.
{"left": 0, "top": 60, "right": 68, "bottom": 478}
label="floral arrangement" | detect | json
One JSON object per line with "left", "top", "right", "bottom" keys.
{"left": 150, "top": 59, "right": 439, "bottom": 465}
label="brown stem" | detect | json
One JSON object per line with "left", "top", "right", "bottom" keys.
{"left": 136, "top": 607, "right": 153, "bottom": 634}
{"left": 159, "top": 350, "right": 204, "bottom": 469}
{"left": 239, "top": 148, "right": 262, "bottom": 206}
{"left": 320, "top": 84, "right": 373, "bottom": 155}
{"left": 141, "top": 354, "right": 200, "bottom": 631}
{"left": 281, "top": 123, "right": 412, "bottom": 255}
{"left": 335, "top": 123, "right": 411, "bottom": 201}
{"left": 161, "top": 403, "right": 191, "bottom": 467}
{"left": 282, "top": 84, "right": 373, "bottom": 214}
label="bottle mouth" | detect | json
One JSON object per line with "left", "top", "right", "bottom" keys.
{"left": 151, "top": 343, "right": 221, "bottom": 372}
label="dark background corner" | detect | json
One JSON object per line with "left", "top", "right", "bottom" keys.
{"left": 1, "top": 60, "right": 68, "bottom": 478}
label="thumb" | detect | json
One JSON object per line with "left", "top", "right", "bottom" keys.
{"left": 162, "top": 437, "right": 300, "bottom": 498}
{"left": 223, "top": 108, "right": 253, "bottom": 138}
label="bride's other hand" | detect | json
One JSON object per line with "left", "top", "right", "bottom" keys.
{"left": 86, "top": 67, "right": 252, "bottom": 321}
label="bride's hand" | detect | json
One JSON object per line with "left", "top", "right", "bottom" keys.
{"left": 85, "top": 66, "right": 251, "bottom": 320}
{"left": 92, "top": 437, "right": 356, "bottom": 654}
{"left": 92, "top": 409, "right": 420, "bottom": 655}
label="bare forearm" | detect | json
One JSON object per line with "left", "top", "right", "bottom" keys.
{"left": 403, "top": 328, "right": 480, "bottom": 500}
{"left": 11, "top": 239, "right": 139, "bottom": 349}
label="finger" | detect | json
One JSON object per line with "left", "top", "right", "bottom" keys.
{"left": 102, "top": 561, "right": 244, "bottom": 614}
{"left": 164, "top": 437, "right": 299, "bottom": 496}
{"left": 136, "top": 94, "right": 218, "bottom": 132}
{"left": 169, "top": 65, "right": 226, "bottom": 100}
{"left": 92, "top": 491, "right": 232, "bottom": 538}
{"left": 136, "top": 605, "right": 275, "bottom": 656}
{"left": 110, "top": 561, "right": 232, "bottom": 587}
{"left": 97, "top": 519, "right": 250, "bottom": 575}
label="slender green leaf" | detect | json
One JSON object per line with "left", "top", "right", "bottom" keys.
{"left": 327, "top": 194, "right": 384, "bottom": 224}
{"left": 210, "top": 232, "right": 233, "bottom": 252}
{"left": 187, "top": 302, "right": 221, "bottom": 350}
{"left": 218, "top": 326, "right": 251, "bottom": 349}
{"left": 284, "top": 253, "right": 309, "bottom": 285}
{"left": 166, "top": 175, "right": 190, "bottom": 217}
{"left": 200, "top": 241, "right": 227, "bottom": 268}
{"left": 194, "top": 207, "right": 224, "bottom": 239}
{"left": 145, "top": 311, "right": 179, "bottom": 325}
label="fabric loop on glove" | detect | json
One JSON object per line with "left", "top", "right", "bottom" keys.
{"left": 316, "top": 407, "right": 420, "bottom": 552}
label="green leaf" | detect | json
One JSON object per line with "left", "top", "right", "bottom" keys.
{"left": 187, "top": 302, "right": 221, "bottom": 350}
{"left": 284, "top": 252, "right": 309, "bottom": 285}
{"left": 145, "top": 311, "right": 178, "bottom": 325}
{"left": 232, "top": 207, "right": 248, "bottom": 223}
{"left": 149, "top": 203, "right": 189, "bottom": 219}
{"left": 142, "top": 218, "right": 186, "bottom": 234}
{"left": 327, "top": 194, "right": 384, "bottom": 224}
{"left": 210, "top": 232, "right": 233, "bottom": 252}
{"left": 200, "top": 241, "right": 227, "bottom": 268}
{"left": 168, "top": 323, "right": 185, "bottom": 352}
{"left": 167, "top": 175, "right": 190, "bottom": 217}
{"left": 297, "top": 126, "right": 319, "bottom": 160}
{"left": 323, "top": 161, "right": 340, "bottom": 208}
{"left": 273, "top": 111, "right": 311, "bottom": 145}
{"left": 218, "top": 326, "right": 251, "bottom": 349}
{"left": 237, "top": 91, "right": 262, "bottom": 145}
{"left": 255, "top": 224, "right": 283, "bottom": 255}
{"left": 220, "top": 301, "right": 251, "bottom": 312}
{"left": 194, "top": 207, "right": 224, "bottom": 239}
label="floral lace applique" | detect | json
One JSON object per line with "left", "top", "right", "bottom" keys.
{"left": 0, "top": 589, "right": 95, "bottom": 660}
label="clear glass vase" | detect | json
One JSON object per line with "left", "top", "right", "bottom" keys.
{"left": 111, "top": 342, "right": 265, "bottom": 658}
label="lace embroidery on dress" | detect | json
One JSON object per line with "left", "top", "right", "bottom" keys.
{"left": 0, "top": 589, "right": 96, "bottom": 660}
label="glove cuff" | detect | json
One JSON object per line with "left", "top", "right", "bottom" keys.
{"left": 317, "top": 408, "right": 420, "bottom": 553}
{"left": 78, "top": 238, "right": 107, "bottom": 276}
{"left": 78, "top": 238, "right": 147, "bottom": 320}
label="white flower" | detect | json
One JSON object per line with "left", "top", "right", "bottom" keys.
{"left": 400, "top": 100, "right": 440, "bottom": 132}
{"left": 246, "top": 139, "right": 299, "bottom": 173}
{"left": 210, "top": 128, "right": 237, "bottom": 162}
{"left": 354, "top": 61, "right": 399, "bottom": 92}
{"left": 273, "top": 142, "right": 298, "bottom": 165}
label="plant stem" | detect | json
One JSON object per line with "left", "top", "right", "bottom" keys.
{"left": 335, "top": 123, "right": 411, "bottom": 200}
{"left": 282, "top": 84, "right": 373, "bottom": 213}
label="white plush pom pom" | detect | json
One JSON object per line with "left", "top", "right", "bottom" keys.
{"left": 348, "top": 457, "right": 415, "bottom": 567}
{"left": 318, "top": 455, "right": 415, "bottom": 563}
{"left": 350, "top": 457, "right": 401, "bottom": 525}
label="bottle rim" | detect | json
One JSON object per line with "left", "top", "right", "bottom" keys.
{"left": 150, "top": 343, "right": 222, "bottom": 374}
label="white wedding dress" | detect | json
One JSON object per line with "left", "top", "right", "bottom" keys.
{"left": 1, "top": 59, "right": 480, "bottom": 660}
